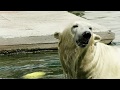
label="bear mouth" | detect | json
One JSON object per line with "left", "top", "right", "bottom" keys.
{"left": 76, "top": 38, "right": 90, "bottom": 48}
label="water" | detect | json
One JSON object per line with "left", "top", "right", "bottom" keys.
{"left": 0, "top": 51, "right": 63, "bottom": 79}
{"left": 1, "top": 11, "right": 120, "bottom": 79}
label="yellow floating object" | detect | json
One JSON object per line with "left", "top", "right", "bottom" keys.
{"left": 22, "top": 71, "right": 46, "bottom": 79}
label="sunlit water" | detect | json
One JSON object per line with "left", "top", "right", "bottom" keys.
{"left": 0, "top": 11, "right": 120, "bottom": 79}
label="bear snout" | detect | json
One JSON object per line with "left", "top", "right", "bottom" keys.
{"left": 75, "top": 31, "right": 91, "bottom": 48}
{"left": 82, "top": 31, "right": 91, "bottom": 39}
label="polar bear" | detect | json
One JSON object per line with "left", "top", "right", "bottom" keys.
{"left": 54, "top": 21, "right": 120, "bottom": 79}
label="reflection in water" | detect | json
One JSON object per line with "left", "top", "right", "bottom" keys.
{"left": 0, "top": 51, "right": 64, "bottom": 79}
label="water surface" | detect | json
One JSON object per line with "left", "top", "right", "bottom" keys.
{"left": 0, "top": 51, "right": 63, "bottom": 79}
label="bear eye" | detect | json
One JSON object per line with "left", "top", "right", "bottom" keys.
{"left": 73, "top": 24, "right": 78, "bottom": 28}
{"left": 89, "top": 27, "right": 92, "bottom": 30}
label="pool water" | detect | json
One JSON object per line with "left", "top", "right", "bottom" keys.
{"left": 0, "top": 51, "right": 64, "bottom": 79}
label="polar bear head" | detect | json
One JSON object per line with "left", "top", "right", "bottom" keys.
{"left": 54, "top": 21, "right": 101, "bottom": 49}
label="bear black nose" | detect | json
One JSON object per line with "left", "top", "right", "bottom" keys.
{"left": 82, "top": 31, "right": 91, "bottom": 39}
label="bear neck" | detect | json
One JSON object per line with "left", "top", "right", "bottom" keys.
{"left": 75, "top": 43, "right": 97, "bottom": 79}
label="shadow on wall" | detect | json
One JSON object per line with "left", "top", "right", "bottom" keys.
{"left": 68, "top": 11, "right": 85, "bottom": 17}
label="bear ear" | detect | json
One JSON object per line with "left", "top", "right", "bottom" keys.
{"left": 93, "top": 34, "right": 101, "bottom": 43}
{"left": 54, "top": 32, "right": 61, "bottom": 40}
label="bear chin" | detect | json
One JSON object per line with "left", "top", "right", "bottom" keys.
{"left": 77, "top": 43, "right": 87, "bottom": 48}
{"left": 76, "top": 39, "right": 89, "bottom": 48}
{"left": 81, "top": 44, "right": 87, "bottom": 48}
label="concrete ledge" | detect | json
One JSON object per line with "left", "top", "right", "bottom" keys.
{"left": 0, "top": 11, "right": 115, "bottom": 53}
